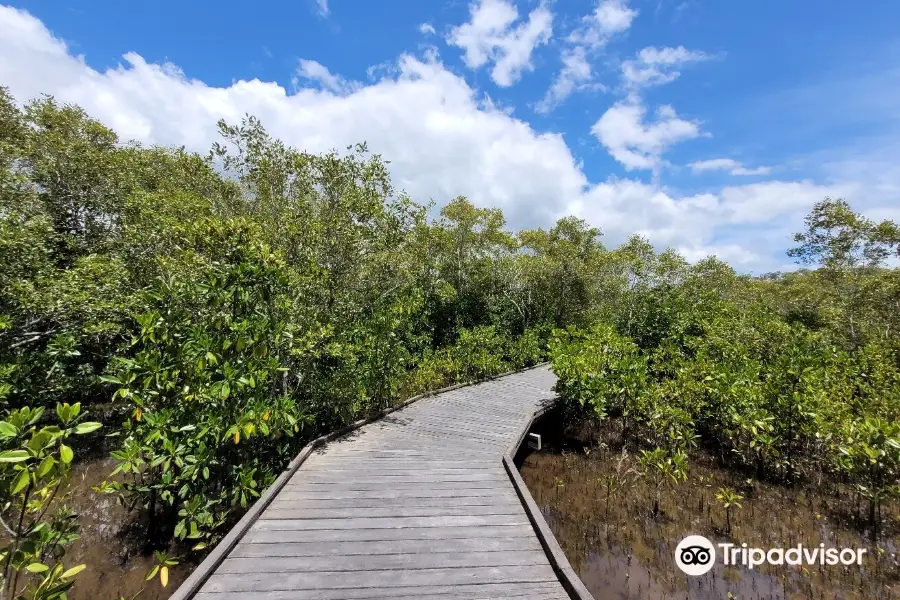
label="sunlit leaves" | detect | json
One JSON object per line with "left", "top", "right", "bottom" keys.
{"left": 104, "top": 228, "right": 310, "bottom": 546}
{"left": 0, "top": 400, "right": 98, "bottom": 598}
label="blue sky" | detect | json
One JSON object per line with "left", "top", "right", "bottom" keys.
{"left": 2, "top": 0, "right": 899, "bottom": 272}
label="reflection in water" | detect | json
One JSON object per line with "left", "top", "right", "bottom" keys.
{"left": 519, "top": 427, "right": 899, "bottom": 600}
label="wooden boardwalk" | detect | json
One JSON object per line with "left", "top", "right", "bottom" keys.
{"left": 184, "top": 366, "right": 574, "bottom": 600}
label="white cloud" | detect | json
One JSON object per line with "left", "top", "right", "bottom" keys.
{"left": 717, "top": 180, "right": 857, "bottom": 224}
{"left": 725, "top": 166, "right": 771, "bottom": 176}
{"left": 536, "top": 47, "right": 593, "bottom": 113}
{"left": 622, "top": 45, "right": 710, "bottom": 89}
{"left": 568, "top": 0, "right": 638, "bottom": 48}
{"left": 293, "top": 59, "right": 358, "bottom": 95}
{"left": 592, "top": 45, "right": 713, "bottom": 172}
{"left": 448, "top": 0, "right": 553, "bottom": 87}
{"left": 316, "top": 0, "right": 329, "bottom": 16}
{"left": 0, "top": 4, "right": 884, "bottom": 274}
{"left": 419, "top": 22, "right": 436, "bottom": 36}
{"left": 538, "top": 0, "right": 636, "bottom": 113}
{"left": 0, "top": 5, "right": 579, "bottom": 229}
{"left": 676, "top": 244, "right": 762, "bottom": 266}
{"left": 689, "top": 158, "right": 772, "bottom": 176}
{"left": 570, "top": 178, "right": 856, "bottom": 271}
{"left": 591, "top": 101, "right": 703, "bottom": 171}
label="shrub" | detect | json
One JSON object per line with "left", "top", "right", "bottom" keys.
{"left": 452, "top": 326, "right": 507, "bottom": 381}
{"left": 550, "top": 324, "right": 648, "bottom": 426}
{"left": 0, "top": 403, "right": 100, "bottom": 599}
{"left": 101, "top": 222, "right": 310, "bottom": 548}
{"left": 506, "top": 328, "right": 544, "bottom": 368}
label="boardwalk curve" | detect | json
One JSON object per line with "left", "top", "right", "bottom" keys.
{"left": 173, "top": 365, "right": 583, "bottom": 600}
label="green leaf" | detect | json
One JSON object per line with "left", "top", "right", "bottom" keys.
{"left": 26, "top": 563, "right": 49, "bottom": 573}
{"left": 0, "top": 450, "right": 31, "bottom": 463}
{"left": 11, "top": 469, "right": 30, "bottom": 495}
{"left": 74, "top": 422, "right": 102, "bottom": 435}
{"left": 0, "top": 421, "right": 18, "bottom": 437}
{"left": 61, "top": 564, "right": 86, "bottom": 579}
{"left": 37, "top": 455, "right": 55, "bottom": 477}
{"left": 60, "top": 444, "right": 74, "bottom": 464}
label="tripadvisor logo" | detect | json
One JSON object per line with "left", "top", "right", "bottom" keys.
{"left": 675, "top": 535, "right": 867, "bottom": 575}
{"left": 675, "top": 535, "right": 716, "bottom": 576}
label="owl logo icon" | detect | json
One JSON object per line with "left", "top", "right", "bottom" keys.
{"left": 675, "top": 535, "right": 716, "bottom": 576}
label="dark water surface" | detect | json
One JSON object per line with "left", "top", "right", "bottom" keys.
{"left": 519, "top": 429, "right": 899, "bottom": 600}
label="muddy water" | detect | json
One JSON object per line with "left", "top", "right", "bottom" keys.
{"left": 61, "top": 458, "right": 194, "bottom": 600}
{"left": 519, "top": 433, "right": 899, "bottom": 600}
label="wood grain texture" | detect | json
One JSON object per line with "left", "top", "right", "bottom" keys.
{"left": 173, "top": 366, "right": 583, "bottom": 600}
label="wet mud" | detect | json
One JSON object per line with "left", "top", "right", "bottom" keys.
{"left": 60, "top": 458, "right": 194, "bottom": 600}
{"left": 519, "top": 421, "right": 899, "bottom": 600}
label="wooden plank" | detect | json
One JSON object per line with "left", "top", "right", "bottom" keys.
{"left": 386, "top": 414, "right": 522, "bottom": 433}
{"left": 229, "top": 537, "right": 543, "bottom": 557}
{"left": 410, "top": 404, "right": 528, "bottom": 418}
{"left": 286, "top": 473, "right": 509, "bottom": 484}
{"left": 313, "top": 449, "right": 448, "bottom": 456}
{"left": 266, "top": 495, "right": 522, "bottom": 510}
{"left": 217, "top": 550, "right": 551, "bottom": 573}
{"left": 398, "top": 403, "right": 527, "bottom": 418}
{"left": 261, "top": 504, "right": 526, "bottom": 520}
{"left": 252, "top": 514, "right": 530, "bottom": 531}
{"left": 399, "top": 407, "right": 527, "bottom": 420}
{"left": 241, "top": 525, "right": 538, "bottom": 544}
{"left": 275, "top": 486, "right": 513, "bottom": 499}
{"left": 377, "top": 423, "right": 510, "bottom": 440}
{"left": 399, "top": 422, "right": 517, "bottom": 437}
{"left": 195, "top": 582, "right": 566, "bottom": 600}
{"left": 288, "top": 467, "right": 508, "bottom": 477}
{"left": 200, "top": 564, "right": 559, "bottom": 592}
{"left": 322, "top": 440, "right": 498, "bottom": 453}
{"left": 306, "top": 459, "right": 500, "bottom": 467}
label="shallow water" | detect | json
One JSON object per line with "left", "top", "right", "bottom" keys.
{"left": 520, "top": 430, "right": 899, "bottom": 600}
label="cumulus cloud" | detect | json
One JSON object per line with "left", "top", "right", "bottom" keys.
{"left": 588, "top": 44, "right": 712, "bottom": 170}
{"left": 448, "top": 0, "right": 553, "bottom": 87}
{"left": 568, "top": 0, "right": 638, "bottom": 48}
{"left": 0, "top": 5, "right": 579, "bottom": 228}
{"left": 538, "top": 0, "right": 636, "bottom": 112}
{"left": 419, "top": 22, "right": 436, "bottom": 36}
{"left": 676, "top": 244, "right": 762, "bottom": 266}
{"left": 621, "top": 45, "right": 710, "bottom": 90}
{"left": 316, "top": 0, "right": 329, "bottom": 17}
{"left": 0, "top": 4, "right": 878, "bottom": 273}
{"left": 293, "top": 59, "right": 359, "bottom": 95}
{"left": 570, "top": 178, "right": 856, "bottom": 268}
{"left": 591, "top": 101, "right": 703, "bottom": 171}
{"left": 689, "top": 158, "right": 772, "bottom": 176}
{"left": 536, "top": 47, "right": 594, "bottom": 113}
